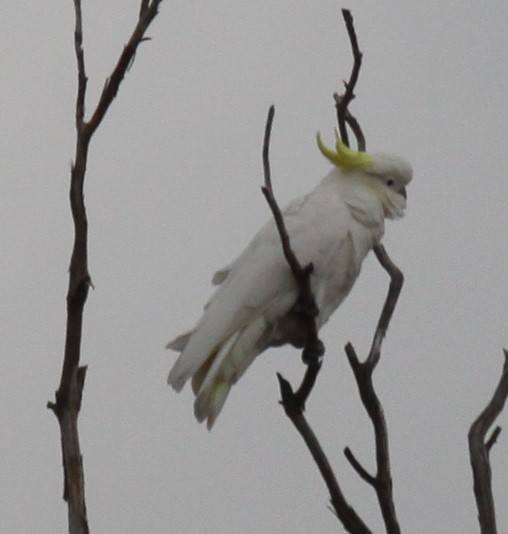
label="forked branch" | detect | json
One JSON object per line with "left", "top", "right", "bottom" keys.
{"left": 343, "top": 245, "right": 403, "bottom": 534}
{"left": 335, "top": 11, "right": 401, "bottom": 532}
{"left": 262, "top": 106, "right": 370, "bottom": 533}
{"left": 335, "top": 9, "right": 364, "bottom": 150}
{"left": 269, "top": 8, "right": 403, "bottom": 532}
{"left": 47, "top": 2, "right": 164, "bottom": 532}
{"left": 469, "top": 350, "right": 508, "bottom": 534}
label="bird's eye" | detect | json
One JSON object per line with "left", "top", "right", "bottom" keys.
{"left": 386, "top": 179, "right": 394, "bottom": 187}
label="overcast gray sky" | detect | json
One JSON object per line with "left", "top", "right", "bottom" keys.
{"left": 1, "top": 1, "right": 507, "bottom": 532}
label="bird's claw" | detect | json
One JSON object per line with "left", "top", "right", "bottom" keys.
{"left": 302, "top": 338, "right": 324, "bottom": 365}
{"left": 293, "top": 300, "right": 319, "bottom": 319}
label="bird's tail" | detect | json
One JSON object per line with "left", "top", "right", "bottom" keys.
{"left": 167, "top": 330, "right": 242, "bottom": 429}
{"left": 194, "top": 379, "right": 232, "bottom": 430}
{"left": 167, "top": 316, "right": 268, "bottom": 429}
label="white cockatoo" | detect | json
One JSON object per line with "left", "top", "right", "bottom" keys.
{"left": 167, "top": 134, "right": 412, "bottom": 429}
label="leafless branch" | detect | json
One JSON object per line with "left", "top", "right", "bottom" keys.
{"left": 368, "top": 244, "right": 404, "bottom": 366}
{"left": 336, "top": 9, "right": 364, "bottom": 149}
{"left": 261, "top": 106, "right": 324, "bottom": 372}
{"left": 266, "top": 9, "right": 404, "bottom": 533}
{"left": 277, "top": 375, "right": 372, "bottom": 533}
{"left": 468, "top": 349, "right": 508, "bottom": 534}
{"left": 139, "top": 0, "right": 150, "bottom": 18}
{"left": 262, "top": 107, "right": 370, "bottom": 529}
{"left": 343, "top": 247, "right": 403, "bottom": 534}
{"left": 344, "top": 446, "right": 376, "bottom": 486}
{"left": 87, "top": 1, "right": 164, "bottom": 138}
{"left": 485, "top": 426, "right": 502, "bottom": 453}
{"left": 47, "top": 2, "right": 164, "bottom": 532}
{"left": 333, "top": 94, "right": 366, "bottom": 152}
{"left": 333, "top": 11, "right": 402, "bottom": 530}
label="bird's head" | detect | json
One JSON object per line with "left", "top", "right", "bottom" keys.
{"left": 316, "top": 132, "right": 412, "bottom": 218}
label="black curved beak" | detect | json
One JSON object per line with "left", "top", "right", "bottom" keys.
{"left": 399, "top": 186, "right": 407, "bottom": 200}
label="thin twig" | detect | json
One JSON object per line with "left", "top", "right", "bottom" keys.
{"left": 333, "top": 93, "right": 366, "bottom": 151}
{"left": 468, "top": 350, "right": 508, "bottom": 534}
{"left": 261, "top": 107, "right": 313, "bottom": 301}
{"left": 48, "top": 3, "right": 164, "bottom": 532}
{"left": 262, "top": 105, "right": 275, "bottom": 193}
{"left": 344, "top": 447, "right": 377, "bottom": 487}
{"left": 74, "top": 0, "right": 86, "bottom": 128}
{"left": 86, "top": 0, "right": 164, "bottom": 139}
{"left": 485, "top": 426, "right": 502, "bottom": 454}
{"left": 336, "top": 9, "right": 363, "bottom": 148}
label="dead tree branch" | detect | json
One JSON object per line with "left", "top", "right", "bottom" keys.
{"left": 335, "top": 9, "right": 364, "bottom": 150}
{"left": 469, "top": 350, "right": 508, "bottom": 534}
{"left": 334, "top": 11, "right": 402, "bottom": 531}
{"left": 261, "top": 105, "right": 323, "bottom": 400}
{"left": 278, "top": 374, "right": 372, "bottom": 534}
{"left": 343, "top": 244, "right": 403, "bottom": 534}
{"left": 266, "top": 8, "right": 403, "bottom": 532}
{"left": 262, "top": 106, "right": 370, "bottom": 533}
{"left": 47, "top": 2, "right": 164, "bottom": 532}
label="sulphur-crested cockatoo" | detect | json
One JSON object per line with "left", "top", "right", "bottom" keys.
{"left": 168, "top": 134, "right": 412, "bottom": 429}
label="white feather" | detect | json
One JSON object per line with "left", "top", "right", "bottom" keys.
{"left": 167, "top": 157, "right": 411, "bottom": 428}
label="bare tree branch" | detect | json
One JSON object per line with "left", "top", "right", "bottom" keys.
{"left": 278, "top": 375, "right": 372, "bottom": 533}
{"left": 368, "top": 244, "right": 404, "bottom": 366}
{"left": 261, "top": 106, "right": 324, "bottom": 371}
{"left": 47, "top": 2, "right": 164, "bottom": 532}
{"left": 469, "top": 349, "right": 508, "bottom": 534}
{"left": 333, "top": 96, "right": 366, "bottom": 152}
{"left": 342, "top": 246, "right": 403, "bottom": 534}
{"left": 262, "top": 107, "right": 370, "bottom": 530}
{"left": 485, "top": 426, "right": 502, "bottom": 454}
{"left": 336, "top": 9, "right": 363, "bottom": 149}
{"left": 344, "top": 446, "right": 376, "bottom": 487}
{"left": 264, "top": 8, "right": 404, "bottom": 532}
{"left": 87, "top": 1, "right": 164, "bottom": 139}
{"left": 74, "top": 1, "right": 86, "bottom": 128}
{"left": 333, "top": 11, "right": 402, "bottom": 531}
{"left": 139, "top": 0, "right": 150, "bottom": 18}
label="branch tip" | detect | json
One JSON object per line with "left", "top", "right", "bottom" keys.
{"left": 485, "top": 426, "right": 502, "bottom": 453}
{"left": 344, "top": 447, "right": 376, "bottom": 486}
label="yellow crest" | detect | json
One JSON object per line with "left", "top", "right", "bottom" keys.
{"left": 316, "top": 132, "right": 373, "bottom": 171}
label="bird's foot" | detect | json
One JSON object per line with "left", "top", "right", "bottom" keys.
{"left": 293, "top": 300, "right": 320, "bottom": 319}
{"left": 302, "top": 338, "right": 325, "bottom": 365}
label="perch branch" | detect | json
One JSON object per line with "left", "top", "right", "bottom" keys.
{"left": 47, "top": 2, "right": 164, "bottom": 532}
{"left": 468, "top": 349, "right": 508, "bottom": 534}
{"left": 263, "top": 109, "right": 371, "bottom": 531}
{"left": 261, "top": 105, "right": 323, "bottom": 381}
{"left": 334, "top": 12, "right": 402, "bottom": 531}
{"left": 343, "top": 244, "right": 403, "bottom": 534}
{"left": 268, "top": 9, "right": 403, "bottom": 532}
{"left": 278, "top": 375, "right": 372, "bottom": 533}
{"left": 369, "top": 244, "right": 404, "bottom": 366}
